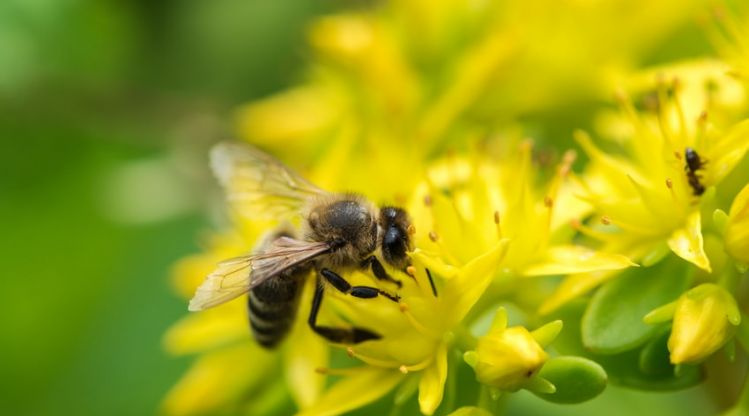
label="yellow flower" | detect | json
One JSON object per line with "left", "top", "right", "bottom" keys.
{"left": 464, "top": 307, "right": 561, "bottom": 392}
{"left": 645, "top": 283, "right": 741, "bottom": 364}
{"left": 299, "top": 141, "right": 628, "bottom": 416}
{"left": 542, "top": 66, "right": 749, "bottom": 314}
{"left": 725, "top": 183, "right": 749, "bottom": 264}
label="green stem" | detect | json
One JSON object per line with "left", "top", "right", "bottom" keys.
{"left": 453, "top": 325, "right": 478, "bottom": 351}
{"left": 736, "top": 314, "right": 749, "bottom": 355}
{"left": 719, "top": 265, "right": 740, "bottom": 293}
{"left": 440, "top": 350, "right": 459, "bottom": 416}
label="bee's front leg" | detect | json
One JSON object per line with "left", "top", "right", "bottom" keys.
{"left": 307, "top": 275, "right": 380, "bottom": 344}
{"left": 362, "top": 256, "right": 403, "bottom": 288}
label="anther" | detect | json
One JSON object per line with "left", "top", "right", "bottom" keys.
{"left": 315, "top": 368, "right": 328, "bottom": 374}
{"left": 544, "top": 196, "right": 554, "bottom": 208}
{"left": 601, "top": 216, "right": 611, "bottom": 225}
{"left": 346, "top": 347, "right": 355, "bottom": 358}
{"left": 399, "top": 303, "right": 409, "bottom": 313}
{"left": 424, "top": 195, "right": 433, "bottom": 206}
{"left": 399, "top": 365, "right": 408, "bottom": 374}
{"left": 407, "top": 224, "right": 416, "bottom": 235}
{"left": 666, "top": 178, "right": 673, "bottom": 189}
{"left": 429, "top": 231, "right": 439, "bottom": 242}
{"left": 494, "top": 211, "right": 500, "bottom": 224}
{"left": 674, "top": 151, "right": 682, "bottom": 160}
{"left": 406, "top": 266, "right": 416, "bottom": 277}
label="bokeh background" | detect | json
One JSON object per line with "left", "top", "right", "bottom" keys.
{"left": 0, "top": 0, "right": 732, "bottom": 415}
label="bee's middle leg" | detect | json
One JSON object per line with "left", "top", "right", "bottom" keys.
{"left": 308, "top": 278, "right": 380, "bottom": 344}
{"left": 320, "top": 268, "right": 400, "bottom": 302}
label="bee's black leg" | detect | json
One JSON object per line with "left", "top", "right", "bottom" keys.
{"left": 363, "top": 256, "right": 403, "bottom": 288}
{"left": 307, "top": 277, "right": 380, "bottom": 344}
{"left": 321, "top": 268, "right": 400, "bottom": 302}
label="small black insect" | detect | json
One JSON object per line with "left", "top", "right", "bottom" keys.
{"left": 684, "top": 147, "right": 706, "bottom": 196}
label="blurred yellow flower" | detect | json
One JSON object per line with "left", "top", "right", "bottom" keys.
{"left": 542, "top": 66, "right": 749, "bottom": 314}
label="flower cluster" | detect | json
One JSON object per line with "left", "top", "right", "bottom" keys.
{"left": 163, "top": 1, "right": 749, "bottom": 415}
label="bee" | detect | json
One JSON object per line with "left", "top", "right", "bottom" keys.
{"left": 684, "top": 147, "right": 706, "bottom": 196}
{"left": 188, "top": 142, "right": 413, "bottom": 348}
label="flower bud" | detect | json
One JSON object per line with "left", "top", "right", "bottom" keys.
{"left": 725, "top": 183, "right": 749, "bottom": 264}
{"left": 464, "top": 309, "right": 550, "bottom": 391}
{"left": 668, "top": 284, "right": 741, "bottom": 364}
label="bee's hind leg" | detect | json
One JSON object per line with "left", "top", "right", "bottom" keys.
{"left": 308, "top": 279, "right": 380, "bottom": 344}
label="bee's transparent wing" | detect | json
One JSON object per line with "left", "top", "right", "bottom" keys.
{"left": 188, "top": 237, "right": 330, "bottom": 311}
{"left": 211, "top": 141, "right": 326, "bottom": 219}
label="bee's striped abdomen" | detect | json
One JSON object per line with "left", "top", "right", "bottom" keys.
{"left": 248, "top": 266, "right": 308, "bottom": 348}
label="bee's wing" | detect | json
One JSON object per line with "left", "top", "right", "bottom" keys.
{"left": 211, "top": 141, "right": 326, "bottom": 219}
{"left": 188, "top": 237, "right": 330, "bottom": 311}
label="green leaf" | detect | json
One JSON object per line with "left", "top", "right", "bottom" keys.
{"left": 532, "top": 356, "right": 607, "bottom": 404}
{"left": 582, "top": 258, "right": 690, "bottom": 354}
{"left": 638, "top": 329, "right": 673, "bottom": 377}
{"left": 596, "top": 348, "right": 704, "bottom": 391}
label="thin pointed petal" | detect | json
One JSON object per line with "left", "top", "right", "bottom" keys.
{"left": 667, "top": 211, "right": 711, "bottom": 272}
{"left": 531, "top": 320, "right": 563, "bottom": 348}
{"left": 418, "top": 344, "right": 449, "bottom": 415}
{"left": 538, "top": 271, "right": 618, "bottom": 315}
{"left": 448, "top": 239, "right": 509, "bottom": 322}
{"left": 522, "top": 245, "right": 636, "bottom": 276}
{"left": 295, "top": 367, "right": 404, "bottom": 416}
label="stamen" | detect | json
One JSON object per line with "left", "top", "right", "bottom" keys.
{"left": 429, "top": 231, "right": 439, "bottom": 242}
{"left": 424, "top": 194, "right": 433, "bottom": 206}
{"left": 655, "top": 76, "right": 676, "bottom": 148}
{"left": 696, "top": 111, "right": 708, "bottom": 150}
{"left": 345, "top": 347, "right": 400, "bottom": 368}
{"left": 407, "top": 224, "right": 416, "bottom": 235}
{"left": 406, "top": 266, "right": 416, "bottom": 277}
{"left": 671, "top": 78, "right": 689, "bottom": 145}
{"left": 399, "top": 302, "right": 441, "bottom": 339}
{"left": 601, "top": 216, "right": 611, "bottom": 225}
{"left": 665, "top": 177, "right": 688, "bottom": 213}
{"left": 494, "top": 210, "right": 503, "bottom": 239}
{"left": 570, "top": 218, "right": 614, "bottom": 242}
{"left": 315, "top": 367, "right": 364, "bottom": 376}
{"left": 544, "top": 196, "right": 554, "bottom": 208}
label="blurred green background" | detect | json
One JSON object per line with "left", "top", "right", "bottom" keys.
{"left": 0, "top": 1, "right": 330, "bottom": 414}
{"left": 0, "top": 1, "right": 728, "bottom": 415}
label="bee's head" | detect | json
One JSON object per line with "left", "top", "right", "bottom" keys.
{"left": 378, "top": 207, "right": 413, "bottom": 269}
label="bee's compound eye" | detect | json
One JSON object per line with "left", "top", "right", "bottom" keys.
{"left": 383, "top": 225, "right": 407, "bottom": 265}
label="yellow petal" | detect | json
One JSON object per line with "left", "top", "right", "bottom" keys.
{"left": 418, "top": 343, "right": 449, "bottom": 415}
{"left": 295, "top": 367, "right": 404, "bottom": 416}
{"left": 447, "top": 407, "right": 494, "bottom": 416}
{"left": 162, "top": 343, "right": 276, "bottom": 416}
{"left": 448, "top": 239, "right": 509, "bottom": 322}
{"left": 667, "top": 211, "right": 711, "bottom": 272}
{"left": 725, "top": 183, "right": 749, "bottom": 264}
{"left": 284, "top": 279, "right": 330, "bottom": 408}
{"left": 538, "top": 271, "right": 618, "bottom": 315}
{"left": 521, "top": 245, "right": 636, "bottom": 276}
{"left": 412, "top": 249, "right": 459, "bottom": 279}
{"left": 163, "top": 302, "right": 249, "bottom": 355}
